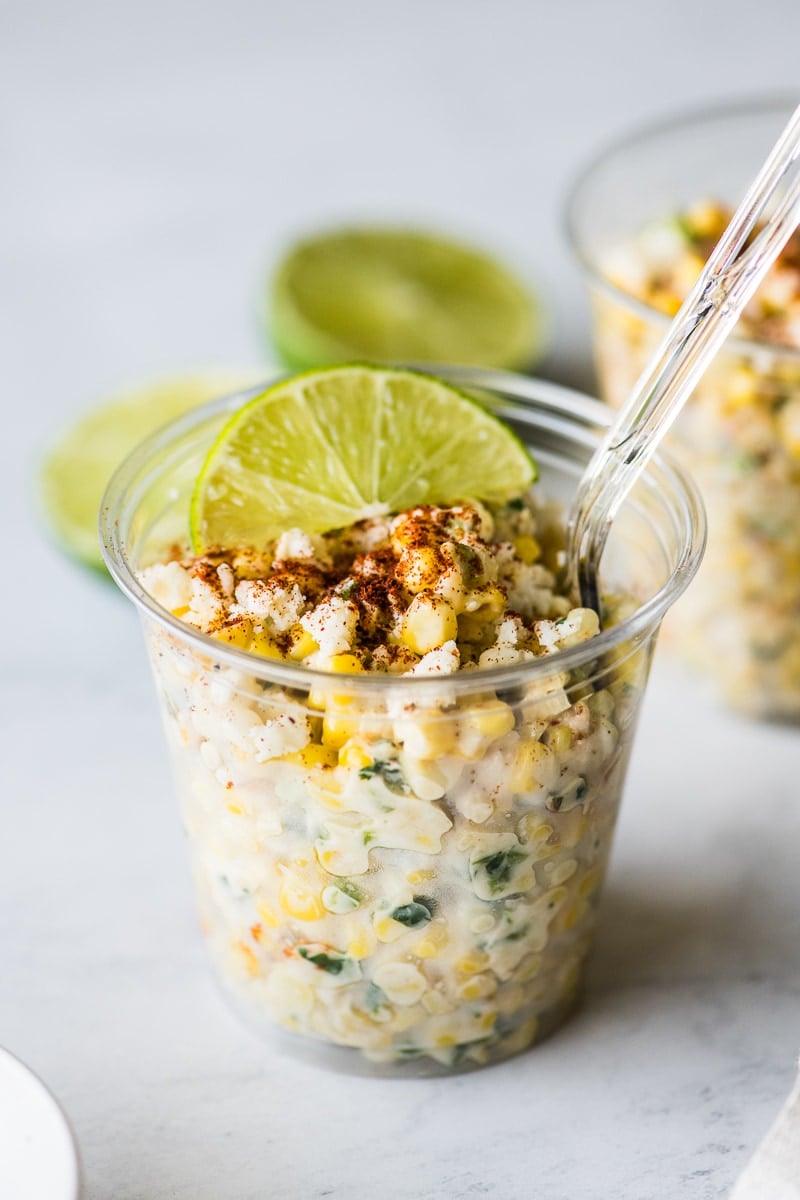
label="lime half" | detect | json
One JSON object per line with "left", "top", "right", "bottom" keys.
{"left": 41, "top": 369, "right": 266, "bottom": 572}
{"left": 190, "top": 364, "right": 537, "bottom": 552}
{"left": 267, "top": 227, "right": 545, "bottom": 371}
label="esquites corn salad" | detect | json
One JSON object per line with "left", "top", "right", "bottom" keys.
{"left": 595, "top": 200, "right": 800, "bottom": 716}
{"left": 141, "top": 493, "right": 641, "bottom": 1070}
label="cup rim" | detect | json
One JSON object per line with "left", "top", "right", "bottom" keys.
{"left": 100, "top": 367, "right": 706, "bottom": 695}
{"left": 564, "top": 92, "right": 800, "bottom": 366}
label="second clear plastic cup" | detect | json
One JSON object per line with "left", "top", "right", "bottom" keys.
{"left": 567, "top": 98, "right": 800, "bottom": 718}
{"left": 101, "top": 368, "right": 704, "bottom": 1075}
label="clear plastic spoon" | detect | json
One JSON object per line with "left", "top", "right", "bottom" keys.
{"left": 566, "top": 101, "right": 800, "bottom": 616}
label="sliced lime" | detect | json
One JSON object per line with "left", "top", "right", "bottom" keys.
{"left": 190, "top": 364, "right": 537, "bottom": 552}
{"left": 41, "top": 369, "right": 266, "bottom": 572}
{"left": 267, "top": 227, "right": 545, "bottom": 371}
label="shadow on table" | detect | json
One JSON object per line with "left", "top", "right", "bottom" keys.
{"left": 586, "top": 869, "right": 797, "bottom": 995}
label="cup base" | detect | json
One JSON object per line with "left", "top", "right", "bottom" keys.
{"left": 213, "top": 972, "right": 584, "bottom": 1078}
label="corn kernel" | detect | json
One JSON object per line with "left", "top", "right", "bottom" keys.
{"left": 396, "top": 714, "right": 456, "bottom": 758}
{"left": 467, "top": 700, "right": 515, "bottom": 739}
{"left": 255, "top": 900, "right": 280, "bottom": 929}
{"left": 456, "top": 952, "right": 491, "bottom": 975}
{"left": 421, "top": 989, "right": 455, "bottom": 1016}
{"left": 373, "top": 914, "right": 407, "bottom": 943}
{"left": 402, "top": 593, "right": 458, "bottom": 654}
{"left": 397, "top": 545, "right": 442, "bottom": 594}
{"left": 577, "top": 867, "right": 601, "bottom": 898}
{"left": 552, "top": 898, "right": 590, "bottom": 933}
{"left": 406, "top": 868, "right": 436, "bottom": 885}
{"left": 212, "top": 618, "right": 255, "bottom": 649}
{"left": 339, "top": 741, "right": 373, "bottom": 769}
{"left": 279, "top": 878, "right": 325, "bottom": 921}
{"left": 322, "top": 713, "right": 360, "bottom": 749}
{"left": 513, "top": 535, "right": 542, "bottom": 564}
{"left": 328, "top": 653, "right": 364, "bottom": 674}
{"left": 283, "top": 742, "right": 339, "bottom": 769}
{"left": 286, "top": 625, "right": 319, "bottom": 661}
{"left": 457, "top": 973, "right": 497, "bottom": 1001}
{"left": 511, "top": 740, "right": 552, "bottom": 793}
{"left": 413, "top": 921, "right": 449, "bottom": 958}
{"left": 514, "top": 954, "right": 543, "bottom": 984}
{"left": 547, "top": 724, "right": 574, "bottom": 754}
{"left": 346, "top": 929, "right": 377, "bottom": 959}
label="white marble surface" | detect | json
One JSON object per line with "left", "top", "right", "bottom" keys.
{"left": 3, "top": 3, "right": 800, "bottom": 1197}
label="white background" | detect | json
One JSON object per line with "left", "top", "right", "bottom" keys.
{"left": 3, "top": 2, "right": 800, "bottom": 1197}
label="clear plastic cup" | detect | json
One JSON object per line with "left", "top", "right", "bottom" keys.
{"left": 566, "top": 97, "right": 800, "bottom": 718}
{"left": 100, "top": 368, "right": 704, "bottom": 1075}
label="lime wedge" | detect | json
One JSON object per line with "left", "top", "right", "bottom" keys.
{"left": 267, "top": 227, "right": 545, "bottom": 371}
{"left": 41, "top": 369, "right": 266, "bottom": 572}
{"left": 190, "top": 365, "right": 537, "bottom": 552}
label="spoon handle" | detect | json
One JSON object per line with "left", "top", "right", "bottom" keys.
{"left": 566, "top": 101, "right": 800, "bottom": 613}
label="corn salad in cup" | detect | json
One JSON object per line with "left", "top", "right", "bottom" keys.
{"left": 101, "top": 370, "right": 704, "bottom": 1074}
{"left": 567, "top": 99, "right": 800, "bottom": 718}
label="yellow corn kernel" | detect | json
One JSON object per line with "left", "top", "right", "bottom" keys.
{"left": 279, "top": 878, "right": 325, "bottom": 921}
{"left": 468, "top": 701, "right": 515, "bottom": 739}
{"left": 412, "top": 921, "right": 449, "bottom": 958}
{"left": 391, "top": 512, "right": 437, "bottom": 553}
{"left": 249, "top": 628, "right": 286, "bottom": 659}
{"left": 226, "top": 802, "right": 243, "bottom": 815}
{"left": 328, "top": 653, "right": 364, "bottom": 674}
{"left": 547, "top": 724, "right": 574, "bottom": 754}
{"left": 672, "top": 251, "right": 705, "bottom": 297}
{"left": 339, "top": 741, "right": 373, "bottom": 770}
{"left": 321, "top": 713, "right": 360, "bottom": 749}
{"left": 346, "top": 929, "right": 377, "bottom": 959}
{"left": 479, "top": 1010, "right": 498, "bottom": 1032}
{"left": 464, "top": 583, "right": 506, "bottom": 619}
{"left": 373, "top": 915, "right": 407, "bottom": 943}
{"left": 434, "top": 1034, "right": 458, "bottom": 1049}
{"left": 684, "top": 198, "right": 724, "bottom": 238}
{"left": 456, "top": 973, "right": 497, "bottom": 1001}
{"left": 284, "top": 742, "right": 339, "bottom": 769}
{"left": 512, "top": 741, "right": 553, "bottom": 793}
{"left": 255, "top": 899, "right": 280, "bottom": 929}
{"left": 397, "top": 545, "right": 442, "bottom": 594}
{"left": 721, "top": 366, "right": 758, "bottom": 414}
{"left": 212, "top": 618, "right": 255, "bottom": 649}
{"left": 397, "top": 714, "right": 456, "bottom": 758}
{"left": 421, "top": 989, "right": 455, "bottom": 1016}
{"left": 286, "top": 625, "right": 319, "bottom": 661}
{"left": 517, "top": 813, "right": 555, "bottom": 847}
{"left": 513, "top": 535, "right": 542, "bottom": 564}
{"left": 577, "top": 867, "right": 601, "bottom": 899}
{"left": 402, "top": 593, "right": 458, "bottom": 655}
{"left": 233, "top": 941, "right": 260, "bottom": 977}
{"left": 406, "top": 868, "right": 436, "bottom": 885}
{"left": 455, "top": 952, "right": 491, "bottom": 975}
{"left": 514, "top": 955, "right": 543, "bottom": 984}
{"left": 433, "top": 563, "right": 466, "bottom": 614}
{"left": 552, "top": 898, "right": 590, "bottom": 934}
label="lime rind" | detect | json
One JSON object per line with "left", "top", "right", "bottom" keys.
{"left": 190, "top": 364, "right": 537, "bottom": 553}
{"left": 40, "top": 369, "right": 266, "bottom": 572}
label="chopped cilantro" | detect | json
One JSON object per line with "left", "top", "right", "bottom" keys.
{"left": 390, "top": 897, "right": 435, "bottom": 928}
{"left": 359, "top": 759, "right": 408, "bottom": 794}
{"left": 297, "top": 947, "right": 349, "bottom": 975}
{"left": 470, "top": 848, "right": 526, "bottom": 894}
